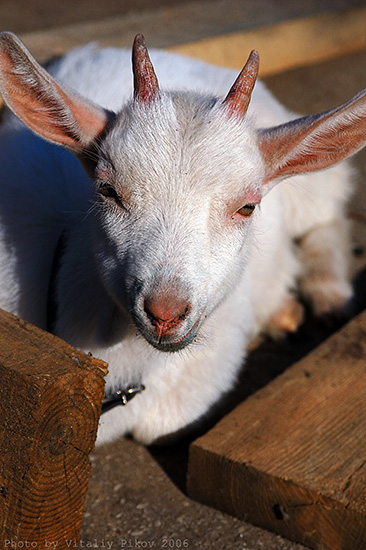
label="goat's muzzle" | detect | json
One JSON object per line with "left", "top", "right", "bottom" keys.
{"left": 131, "top": 282, "right": 201, "bottom": 352}
{"left": 144, "top": 293, "right": 191, "bottom": 334}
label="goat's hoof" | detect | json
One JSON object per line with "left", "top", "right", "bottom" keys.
{"left": 303, "top": 278, "right": 353, "bottom": 318}
{"left": 266, "top": 297, "right": 304, "bottom": 339}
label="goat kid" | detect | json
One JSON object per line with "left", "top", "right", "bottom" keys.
{"left": 0, "top": 33, "right": 365, "bottom": 444}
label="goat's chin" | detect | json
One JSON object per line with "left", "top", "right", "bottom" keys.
{"left": 134, "top": 318, "right": 201, "bottom": 353}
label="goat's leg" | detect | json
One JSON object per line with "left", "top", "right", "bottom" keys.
{"left": 297, "top": 218, "right": 353, "bottom": 316}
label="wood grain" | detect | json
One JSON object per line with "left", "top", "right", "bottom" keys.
{"left": 0, "top": 308, "right": 108, "bottom": 549}
{"left": 187, "top": 311, "right": 366, "bottom": 550}
{"left": 1, "top": 5, "right": 365, "bottom": 70}
{"left": 171, "top": 7, "right": 366, "bottom": 75}
{"left": 0, "top": 5, "right": 365, "bottom": 113}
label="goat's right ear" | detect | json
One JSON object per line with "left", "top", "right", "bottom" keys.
{"left": 258, "top": 89, "right": 366, "bottom": 192}
{"left": 0, "top": 32, "right": 113, "bottom": 155}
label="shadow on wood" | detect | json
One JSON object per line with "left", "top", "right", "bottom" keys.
{"left": 0, "top": 308, "right": 108, "bottom": 549}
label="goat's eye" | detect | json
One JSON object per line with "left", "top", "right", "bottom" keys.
{"left": 98, "top": 183, "right": 118, "bottom": 199}
{"left": 236, "top": 204, "right": 256, "bottom": 218}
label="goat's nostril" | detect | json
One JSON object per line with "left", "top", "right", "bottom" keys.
{"left": 144, "top": 295, "right": 191, "bottom": 330}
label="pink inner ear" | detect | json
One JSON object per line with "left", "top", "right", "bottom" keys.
{"left": 0, "top": 32, "right": 111, "bottom": 153}
{"left": 259, "top": 88, "right": 366, "bottom": 186}
{"left": 57, "top": 86, "right": 111, "bottom": 148}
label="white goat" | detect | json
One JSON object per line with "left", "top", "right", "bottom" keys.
{"left": 0, "top": 33, "right": 365, "bottom": 444}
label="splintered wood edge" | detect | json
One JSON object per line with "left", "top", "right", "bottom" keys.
{"left": 187, "top": 310, "right": 366, "bottom": 549}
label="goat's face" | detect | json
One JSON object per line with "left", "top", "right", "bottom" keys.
{"left": 92, "top": 94, "right": 264, "bottom": 351}
{"left": 0, "top": 32, "right": 262, "bottom": 354}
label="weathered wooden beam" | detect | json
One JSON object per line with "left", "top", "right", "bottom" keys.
{"left": 170, "top": 7, "right": 366, "bottom": 75}
{"left": 169, "top": 8, "right": 366, "bottom": 77}
{"left": 187, "top": 311, "right": 366, "bottom": 550}
{"left": 0, "top": 4, "right": 365, "bottom": 113}
{"left": 4, "top": 5, "right": 366, "bottom": 73}
{"left": 0, "top": 308, "right": 108, "bottom": 549}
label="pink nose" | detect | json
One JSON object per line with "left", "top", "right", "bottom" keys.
{"left": 144, "top": 293, "right": 191, "bottom": 336}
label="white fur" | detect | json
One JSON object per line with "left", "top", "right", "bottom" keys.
{"left": 0, "top": 44, "right": 357, "bottom": 444}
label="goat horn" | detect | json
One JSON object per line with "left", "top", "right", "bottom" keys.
{"left": 223, "top": 50, "right": 259, "bottom": 118}
{"left": 132, "top": 34, "right": 160, "bottom": 104}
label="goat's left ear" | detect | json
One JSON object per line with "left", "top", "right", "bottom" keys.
{"left": 0, "top": 32, "right": 114, "bottom": 155}
{"left": 258, "top": 89, "right": 366, "bottom": 191}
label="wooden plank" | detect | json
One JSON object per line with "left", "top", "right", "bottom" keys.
{"left": 171, "top": 7, "right": 366, "bottom": 76}
{"left": 0, "top": 308, "right": 108, "bottom": 549}
{"left": 0, "top": 5, "right": 365, "bottom": 112}
{"left": 187, "top": 311, "right": 366, "bottom": 550}
{"left": 2, "top": 5, "right": 365, "bottom": 71}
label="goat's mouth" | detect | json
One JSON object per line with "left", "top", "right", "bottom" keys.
{"left": 132, "top": 313, "right": 201, "bottom": 353}
{"left": 148, "top": 318, "right": 201, "bottom": 352}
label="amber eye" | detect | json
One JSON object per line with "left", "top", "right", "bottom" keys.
{"left": 236, "top": 204, "right": 256, "bottom": 218}
{"left": 98, "top": 183, "right": 119, "bottom": 200}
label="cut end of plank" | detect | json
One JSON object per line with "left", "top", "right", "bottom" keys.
{"left": 0, "top": 308, "right": 108, "bottom": 544}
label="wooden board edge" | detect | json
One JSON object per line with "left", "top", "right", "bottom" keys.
{"left": 186, "top": 310, "right": 366, "bottom": 550}
{"left": 0, "top": 4, "right": 365, "bottom": 114}
{"left": 170, "top": 6, "right": 366, "bottom": 76}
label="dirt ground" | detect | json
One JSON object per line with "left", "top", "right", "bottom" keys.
{"left": 1, "top": 2, "right": 366, "bottom": 549}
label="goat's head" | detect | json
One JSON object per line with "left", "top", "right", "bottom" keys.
{"left": 0, "top": 33, "right": 365, "bottom": 352}
{"left": 89, "top": 37, "right": 264, "bottom": 351}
